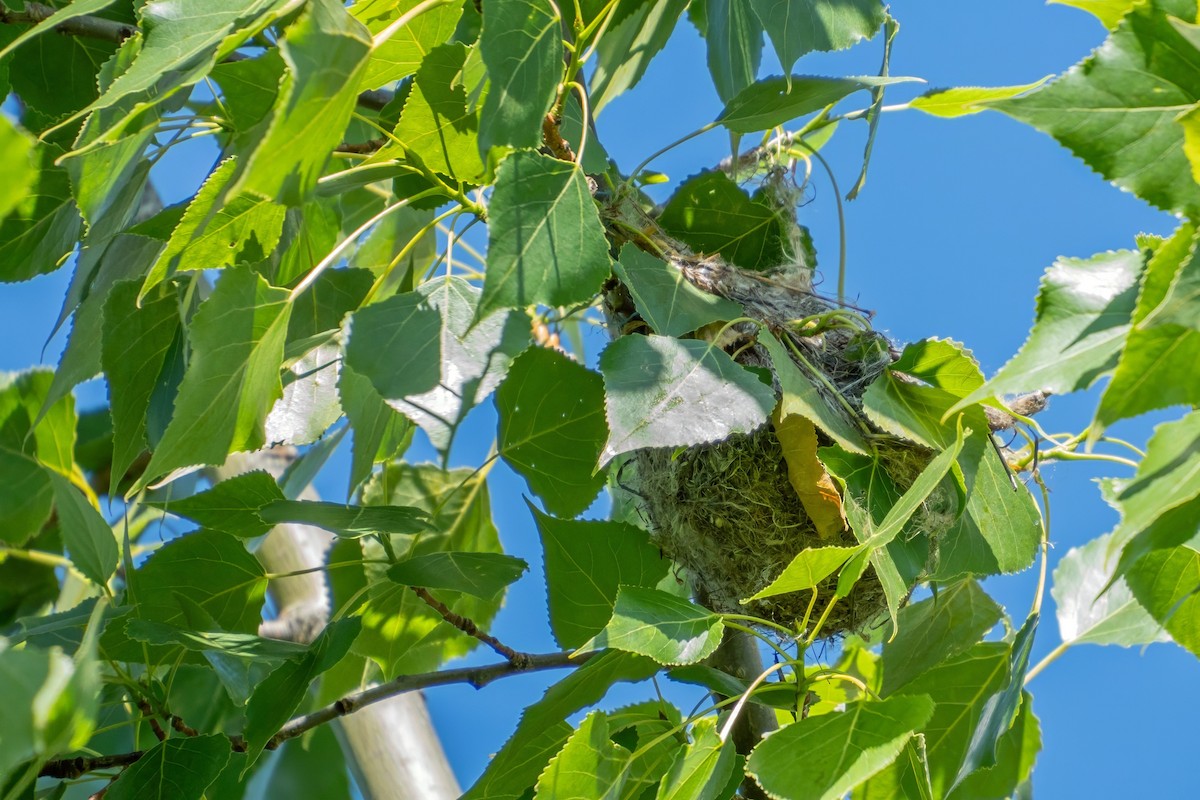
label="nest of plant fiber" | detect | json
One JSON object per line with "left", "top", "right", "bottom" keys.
{"left": 602, "top": 175, "right": 958, "bottom": 638}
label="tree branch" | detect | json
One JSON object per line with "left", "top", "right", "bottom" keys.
{"left": 0, "top": 2, "right": 136, "bottom": 43}
{"left": 0, "top": 3, "right": 392, "bottom": 111}
{"left": 412, "top": 586, "right": 534, "bottom": 668}
{"left": 39, "top": 651, "right": 587, "bottom": 780}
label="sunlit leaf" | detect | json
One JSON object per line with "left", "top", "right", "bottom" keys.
{"left": 656, "top": 717, "right": 737, "bottom": 800}
{"left": 578, "top": 586, "right": 724, "bottom": 665}
{"left": 0, "top": 116, "right": 35, "bottom": 223}
{"left": 746, "top": 695, "right": 935, "bottom": 800}
{"left": 909, "top": 79, "right": 1050, "bottom": 118}
{"left": 237, "top": 0, "right": 372, "bottom": 205}
{"left": 0, "top": 143, "right": 81, "bottom": 283}
{"left": 743, "top": 545, "right": 858, "bottom": 602}
{"left": 951, "top": 249, "right": 1144, "bottom": 415}
{"left": 1053, "top": 532, "right": 1169, "bottom": 647}
{"left": 534, "top": 710, "right": 631, "bottom": 800}
{"left": 599, "top": 334, "right": 775, "bottom": 464}
{"left": 1126, "top": 544, "right": 1200, "bottom": 656}
{"left": 47, "top": 471, "right": 117, "bottom": 587}
{"left": 353, "top": 0, "right": 463, "bottom": 90}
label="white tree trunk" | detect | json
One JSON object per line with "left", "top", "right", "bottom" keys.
{"left": 216, "top": 451, "right": 461, "bottom": 800}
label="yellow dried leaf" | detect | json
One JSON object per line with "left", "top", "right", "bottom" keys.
{"left": 773, "top": 409, "right": 848, "bottom": 539}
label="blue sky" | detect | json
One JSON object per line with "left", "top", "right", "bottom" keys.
{"left": 2, "top": 2, "right": 1198, "bottom": 796}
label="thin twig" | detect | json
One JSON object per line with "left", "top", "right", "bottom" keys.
{"left": 0, "top": 2, "right": 135, "bottom": 43}
{"left": 412, "top": 586, "right": 533, "bottom": 668}
{"left": 39, "top": 651, "right": 586, "bottom": 779}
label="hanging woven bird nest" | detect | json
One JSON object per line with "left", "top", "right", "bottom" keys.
{"left": 602, "top": 169, "right": 960, "bottom": 639}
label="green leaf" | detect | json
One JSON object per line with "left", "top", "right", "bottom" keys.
{"left": 140, "top": 266, "right": 291, "bottom": 486}
{"left": 579, "top": 586, "right": 725, "bottom": 666}
{"left": 745, "top": 695, "right": 935, "bottom": 800}
{"left": 704, "top": 0, "right": 764, "bottom": 103}
{"left": 0, "top": 143, "right": 81, "bottom": 282}
{"left": 0, "top": 448, "right": 53, "bottom": 547}
{"left": 1126, "top": 544, "right": 1200, "bottom": 655}
{"left": 462, "top": 650, "right": 659, "bottom": 800}
{"left": 862, "top": 369, "right": 1042, "bottom": 579}
{"left": 658, "top": 171, "right": 788, "bottom": 271}
{"left": 750, "top": 0, "right": 886, "bottom": 75}
{"left": 535, "top": 710, "right": 631, "bottom": 800}
{"left": 351, "top": 464, "right": 505, "bottom": 676}
{"left": 953, "top": 615, "right": 1039, "bottom": 789}
{"left": 1046, "top": 0, "right": 1142, "bottom": 28}
{"left": 242, "top": 618, "right": 361, "bottom": 770}
{"left": 59, "top": 0, "right": 290, "bottom": 143}
{"left": 1053, "top": 532, "right": 1169, "bottom": 647}
{"left": 891, "top": 339, "right": 985, "bottom": 399}
{"left": 743, "top": 545, "right": 859, "bottom": 602}
{"left": 237, "top": 0, "right": 372, "bottom": 205}
{"left": 606, "top": 701, "right": 686, "bottom": 799}
{"left": 102, "top": 279, "right": 181, "bottom": 494}
{"left": 480, "top": 151, "right": 612, "bottom": 318}
{"left": 142, "top": 158, "right": 286, "bottom": 296}
{"left": 387, "top": 277, "right": 529, "bottom": 452}
{"left": 949, "top": 691, "right": 1041, "bottom": 800}
{"left": 882, "top": 580, "right": 1004, "bottom": 696}
{"left": 47, "top": 471, "right": 117, "bottom": 587}
{"left": 0, "top": 0, "right": 120, "bottom": 63}
{"left": 386, "top": 42, "right": 489, "bottom": 183}
{"left": 886, "top": 644, "right": 1010, "bottom": 798}
{"left": 387, "top": 552, "right": 528, "bottom": 597}
{"left": 909, "top": 79, "right": 1050, "bottom": 118}
{"left": 993, "top": 4, "right": 1200, "bottom": 216}
{"left": 128, "top": 530, "right": 268, "bottom": 636}
{"left": 498, "top": 347, "right": 608, "bottom": 517}
{"left": 210, "top": 51, "right": 287, "bottom": 135}
{"left": 760, "top": 332, "right": 869, "bottom": 455}
{"left": 0, "top": 369, "right": 77, "bottom": 474}
{"left": 103, "top": 734, "right": 231, "bottom": 800}
{"left": 0, "top": 116, "right": 34, "bottom": 223}
{"left": 266, "top": 343, "right": 343, "bottom": 446}
{"left": 1111, "top": 410, "right": 1200, "bottom": 557}
{"left": 345, "top": 288, "right": 443, "bottom": 405}
{"left": 151, "top": 471, "right": 284, "bottom": 538}
{"left": 717, "top": 75, "right": 917, "bottom": 134}
{"left": 590, "top": 0, "right": 688, "bottom": 116}
{"left": 353, "top": 0, "right": 463, "bottom": 91}
{"left": 125, "top": 619, "right": 308, "bottom": 661}
{"left": 656, "top": 718, "right": 737, "bottom": 800}
{"left": 599, "top": 334, "right": 776, "bottom": 464}
{"left": 1094, "top": 225, "right": 1200, "bottom": 432}
{"left": 532, "top": 508, "right": 670, "bottom": 649}
{"left": 260, "top": 499, "right": 432, "bottom": 537}
{"left": 478, "top": 0, "right": 563, "bottom": 152}
{"left": 614, "top": 243, "right": 744, "bottom": 337}
{"left": 950, "top": 250, "right": 1144, "bottom": 415}
{"left": 338, "top": 364, "right": 413, "bottom": 497}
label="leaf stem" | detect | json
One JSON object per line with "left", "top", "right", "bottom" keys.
{"left": 370, "top": 0, "right": 455, "bottom": 48}
{"left": 1024, "top": 640, "right": 1069, "bottom": 685}
{"left": 1030, "top": 472, "right": 1051, "bottom": 618}
{"left": 289, "top": 188, "right": 442, "bottom": 299}
{"left": 718, "top": 661, "right": 789, "bottom": 743}
{"left": 722, "top": 620, "right": 795, "bottom": 663}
